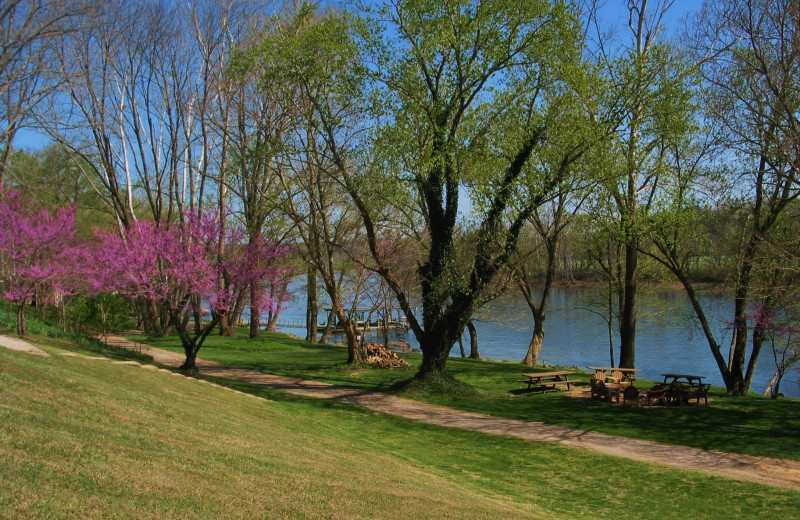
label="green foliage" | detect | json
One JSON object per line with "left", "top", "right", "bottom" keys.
{"left": 5, "top": 145, "right": 118, "bottom": 236}
{"left": 67, "top": 293, "right": 137, "bottom": 339}
{"left": 0, "top": 303, "right": 150, "bottom": 362}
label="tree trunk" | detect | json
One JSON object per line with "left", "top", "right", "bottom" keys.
{"left": 305, "top": 265, "right": 318, "bottom": 343}
{"left": 249, "top": 281, "right": 260, "bottom": 339}
{"left": 522, "top": 327, "right": 544, "bottom": 367}
{"left": 466, "top": 320, "right": 480, "bottom": 359}
{"left": 342, "top": 321, "right": 363, "bottom": 364}
{"left": 763, "top": 370, "right": 782, "bottom": 399}
{"left": 618, "top": 239, "right": 638, "bottom": 368}
{"left": 219, "top": 318, "right": 234, "bottom": 337}
{"left": 415, "top": 306, "right": 468, "bottom": 383}
{"left": 416, "top": 336, "right": 453, "bottom": 383}
{"left": 180, "top": 348, "right": 197, "bottom": 371}
{"left": 16, "top": 302, "right": 26, "bottom": 337}
{"left": 141, "top": 299, "right": 164, "bottom": 336}
{"left": 0, "top": 134, "right": 14, "bottom": 188}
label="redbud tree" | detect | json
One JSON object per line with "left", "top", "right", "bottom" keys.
{"left": 0, "top": 190, "right": 77, "bottom": 336}
{"left": 93, "top": 212, "right": 287, "bottom": 370}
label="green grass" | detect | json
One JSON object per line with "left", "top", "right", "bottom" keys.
{"left": 2, "top": 337, "right": 799, "bottom": 519}
{"left": 137, "top": 328, "right": 800, "bottom": 461}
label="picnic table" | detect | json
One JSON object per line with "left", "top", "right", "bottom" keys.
{"left": 661, "top": 373, "right": 705, "bottom": 385}
{"left": 517, "top": 371, "right": 579, "bottom": 392}
{"left": 659, "top": 373, "right": 710, "bottom": 405}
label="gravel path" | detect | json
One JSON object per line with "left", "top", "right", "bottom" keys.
{"left": 7, "top": 333, "right": 799, "bottom": 491}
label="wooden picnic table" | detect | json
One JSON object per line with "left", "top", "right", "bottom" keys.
{"left": 518, "top": 370, "right": 579, "bottom": 392}
{"left": 660, "top": 374, "right": 710, "bottom": 406}
{"left": 661, "top": 373, "right": 705, "bottom": 385}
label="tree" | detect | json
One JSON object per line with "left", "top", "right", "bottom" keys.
{"left": 239, "top": 5, "right": 381, "bottom": 363}
{"left": 5, "top": 145, "right": 116, "bottom": 233}
{"left": 643, "top": 0, "right": 800, "bottom": 395}
{"left": 223, "top": 14, "right": 293, "bottom": 338}
{"left": 0, "top": 0, "right": 82, "bottom": 185}
{"left": 587, "top": 0, "right": 696, "bottom": 368}
{"left": 517, "top": 187, "right": 591, "bottom": 366}
{"left": 92, "top": 212, "right": 286, "bottom": 370}
{"left": 0, "top": 189, "right": 77, "bottom": 336}
{"left": 351, "top": 0, "right": 590, "bottom": 384}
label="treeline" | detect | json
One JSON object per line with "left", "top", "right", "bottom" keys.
{"left": 2, "top": 0, "right": 799, "bottom": 395}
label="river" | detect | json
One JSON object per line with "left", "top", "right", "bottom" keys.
{"left": 274, "top": 287, "right": 800, "bottom": 398}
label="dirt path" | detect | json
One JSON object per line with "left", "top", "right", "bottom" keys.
{"left": 14, "top": 333, "right": 800, "bottom": 491}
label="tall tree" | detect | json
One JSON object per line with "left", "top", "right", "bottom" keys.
{"left": 238, "top": 6, "right": 373, "bottom": 363}
{"left": 588, "top": 0, "right": 694, "bottom": 368}
{"left": 351, "top": 0, "right": 589, "bottom": 384}
{"left": 517, "top": 186, "right": 591, "bottom": 366}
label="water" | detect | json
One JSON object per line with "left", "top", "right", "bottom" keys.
{"left": 274, "top": 287, "right": 800, "bottom": 398}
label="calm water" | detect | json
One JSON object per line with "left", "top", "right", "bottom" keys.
{"left": 275, "top": 287, "right": 800, "bottom": 398}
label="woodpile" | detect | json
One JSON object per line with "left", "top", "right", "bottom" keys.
{"left": 365, "top": 343, "right": 410, "bottom": 369}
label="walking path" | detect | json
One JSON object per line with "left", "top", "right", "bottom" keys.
{"left": 0, "top": 334, "right": 50, "bottom": 356}
{"left": 4, "top": 334, "right": 800, "bottom": 491}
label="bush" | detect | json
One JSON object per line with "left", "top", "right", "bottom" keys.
{"left": 67, "top": 293, "right": 136, "bottom": 340}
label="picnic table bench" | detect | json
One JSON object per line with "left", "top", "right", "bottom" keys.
{"left": 517, "top": 371, "right": 579, "bottom": 392}
{"left": 656, "top": 374, "right": 710, "bottom": 406}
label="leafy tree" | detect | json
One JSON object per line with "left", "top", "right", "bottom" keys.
{"left": 353, "top": 0, "right": 591, "bottom": 384}
{"left": 5, "top": 145, "right": 117, "bottom": 234}
{"left": 238, "top": 5, "right": 387, "bottom": 363}
{"left": 644, "top": 0, "right": 800, "bottom": 394}
{"left": 67, "top": 293, "right": 136, "bottom": 342}
{"left": 587, "top": 0, "right": 696, "bottom": 368}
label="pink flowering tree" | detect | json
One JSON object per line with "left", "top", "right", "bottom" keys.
{"left": 229, "top": 233, "right": 293, "bottom": 339}
{"left": 92, "top": 212, "right": 286, "bottom": 370}
{"left": 0, "top": 190, "right": 78, "bottom": 336}
{"left": 215, "top": 226, "right": 291, "bottom": 338}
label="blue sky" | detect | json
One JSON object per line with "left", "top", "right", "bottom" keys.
{"left": 595, "top": 0, "right": 699, "bottom": 38}
{"left": 11, "top": 0, "right": 700, "bottom": 152}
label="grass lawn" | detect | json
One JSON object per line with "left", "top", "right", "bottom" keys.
{"left": 137, "top": 328, "right": 800, "bottom": 462}
{"left": 2, "top": 336, "right": 799, "bottom": 519}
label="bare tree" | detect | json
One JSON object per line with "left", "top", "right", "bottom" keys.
{"left": 0, "top": 0, "right": 83, "bottom": 186}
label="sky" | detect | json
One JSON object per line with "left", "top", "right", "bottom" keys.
{"left": 11, "top": 0, "right": 701, "bottom": 153}
{"left": 596, "top": 0, "right": 699, "bottom": 31}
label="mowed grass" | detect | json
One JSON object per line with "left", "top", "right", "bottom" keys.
{"left": 1, "top": 339, "right": 799, "bottom": 520}
{"left": 139, "top": 329, "right": 800, "bottom": 461}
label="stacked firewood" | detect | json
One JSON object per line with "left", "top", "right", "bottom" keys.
{"left": 365, "top": 343, "right": 410, "bottom": 369}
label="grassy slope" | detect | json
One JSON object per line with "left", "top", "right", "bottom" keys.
{"left": 140, "top": 330, "right": 800, "bottom": 462}
{"left": 2, "top": 336, "right": 799, "bottom": 519}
